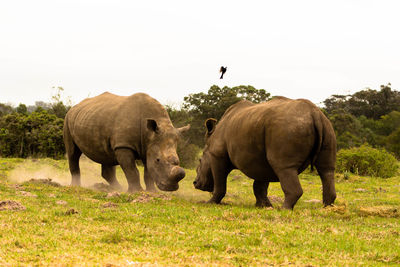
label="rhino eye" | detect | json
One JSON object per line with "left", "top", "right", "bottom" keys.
{"left": 156, "top": 158, "right": 160, "bottom": 163}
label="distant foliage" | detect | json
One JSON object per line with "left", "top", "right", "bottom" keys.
{"left": 180, "top": 85, "right": 271, "bottom": 147}
{"left": 177, "top": 142, "right": 201, "bottom": 168}
{"left": 0, "top": 109, "right": 65, "bottom": 159}
{"left": 324, "top": 83, "right": 400, "bottom": 120}
{"left": 336, "top": 144, "right": 399, "bottom": 178}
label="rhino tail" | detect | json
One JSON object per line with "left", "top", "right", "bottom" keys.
{"left": 310, "top": 111, "right": 324, "bottom": 171}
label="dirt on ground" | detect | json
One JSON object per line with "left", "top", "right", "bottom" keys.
{"left": 0, "top": 200, "right": 26, "bottom": 211}
{"left": 131, "top": 191, "right": 172, "bottom": 203}
{"left": 25, "top": 178, "right": 61, "bottom": 187}
{"left": 359, "top": 206, "right": 399, "bottom": 218}
{"left": 268, "top": 195, "right": 283, "bottom": 203}
{"left": 90, "top": 183, "right": 115, "bottom": 192}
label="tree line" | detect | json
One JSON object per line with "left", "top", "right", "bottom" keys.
{"left": 0, "top": 84, "right": 399, "bottom": 166}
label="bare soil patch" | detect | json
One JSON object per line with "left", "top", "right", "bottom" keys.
{"left": 90, "top": 183, "right": 114, "bottom": 192}
{"left": 26, "top": 178, "right": 61, "bottom": 187}
{"left": 0, "top": 200, "right": 26, "bottom": 211}
{"left": 268, "top": 195, "right": 283, "bottom": 203}
{"left": 18, "top": 191, "right": 37, "bottom": 197}
{"left": 131, "top": 192, "right": 172, "bottom": 204}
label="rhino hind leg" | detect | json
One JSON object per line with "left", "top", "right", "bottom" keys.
{"left": 101, "top": 165, "right": 122, "bottom": 191}
{"left": 66, "top": 142, "right": 82, "bottom": 186}
{"left": 253, "top": 180, "right": 273, "bottom": 208}
{"left": 274, "top": 168, "right": 303, "bottom": 210}
{"left": 314, "top": 147, "right": 337, "bottom": 206}
{"left": 115, "top": 148, "right": 143, "bottom": 192}
{"left": 144, "top": 166, "right": 157, "bottom": 192}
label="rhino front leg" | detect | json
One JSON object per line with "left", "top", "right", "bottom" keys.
{"left": 144, "top": 166, "right": 157, "bottom": 192}
{"left": 208, "top": 160, "right": 230, "bottom": 204}
{"left": 253, "top": 180, "right": 273, "bottom": 208}
{"left": 101, "top": 165, "right": 122, "bottom": 191}
{"left": 115, "top": 148, "right": 143, "bottom": 192}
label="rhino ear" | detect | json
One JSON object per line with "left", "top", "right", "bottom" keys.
{"left": 205, "top": 118, "right": 217, "bottom": 135}
{"left": 177, "top": 124, "right": 190, "bottom": 134}
{"left": 147, "top": 119, "right": 158, "bottom": 133}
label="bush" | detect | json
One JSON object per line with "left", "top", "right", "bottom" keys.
{"left": 336, "top": 144, "right": 399, "bottom": 178}
{"left": 177, "top": 142, "right": 201, "bottom": 168}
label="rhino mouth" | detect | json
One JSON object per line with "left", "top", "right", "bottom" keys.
{"left": 193, "top": 181, "right": 213, "bottom": 192}
{"left": 156, "top": 181, "right": 179, "bottom": 191}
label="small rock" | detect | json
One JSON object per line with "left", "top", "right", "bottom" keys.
{"left": 56, "top": 200, "right": 67, "bottom": 205}
{"left": 48, "top": 194, "right": 57, "bottom": 198}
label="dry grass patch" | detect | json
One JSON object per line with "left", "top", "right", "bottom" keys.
{"left": 359, "top": 206, "right": 400, "bottom": 218}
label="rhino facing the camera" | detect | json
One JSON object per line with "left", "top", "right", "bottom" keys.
{"left": 194, "top": 96, "right": 336, "bottom": 209}
{"left": 64, "top": 92, "right": 189, "bottom": 192}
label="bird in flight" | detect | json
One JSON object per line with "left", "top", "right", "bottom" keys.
{"left": 220, "top": 66, "right": 227, "bottom": 79}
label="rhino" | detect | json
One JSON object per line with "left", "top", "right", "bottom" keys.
{"left": 63, "top": 92, "right": 189, "bottom": 192}
{"left": 193, "top": 97, "right": 337, "bottom": 209}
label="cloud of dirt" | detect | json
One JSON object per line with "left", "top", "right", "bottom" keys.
{"left": 7, "top": 158, "right": 128, "bottom": 190}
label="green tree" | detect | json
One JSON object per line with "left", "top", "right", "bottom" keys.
{"left": 0, "top": 103, "right": 13, "bottom": 117}
{"left": 0, "top": 109, "right": 65, "bottom": 158}
{"left": 181, "top": 85, "right": 271, "bottom": 146}
{"left": 49, "top": 86, "right": 71, "bottom": 118}
{"left": 385, "top": 127, "right": 400, "bottom": 158}
{"left": 324, "top": 83, "right": 400, "bottom": 120}
{"left": 16, "top": 104, "right": 28, "bottom": 115}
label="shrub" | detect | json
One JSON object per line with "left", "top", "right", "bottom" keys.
{"left": 177, "top": 142, "right": 201, "bottom": 168}
{"left": 336, "top": 144, "right": 399, "bottom": 178}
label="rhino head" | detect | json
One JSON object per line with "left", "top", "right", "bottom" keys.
{"left": 146, "top": 119, "right": 190, "bottom": 191}
{"left": 193, "top": 118, "right": 217, "bottom": 192}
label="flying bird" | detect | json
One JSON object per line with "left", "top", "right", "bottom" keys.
{"left": 220, "top": 66, "right": 227, "bottom": 79}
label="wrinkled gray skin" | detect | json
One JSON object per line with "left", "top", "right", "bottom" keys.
{"left": 64, "top": 92, "right": 189, "bottom": 192}
{"left": 194, "top": 97, "right": 336, "bottom": 209}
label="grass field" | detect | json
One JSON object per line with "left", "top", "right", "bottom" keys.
{"left": 0, "top": 157, "right": 399, "bottom": 266}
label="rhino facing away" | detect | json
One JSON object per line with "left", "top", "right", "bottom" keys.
{"left": 63, "top": 92, "right": 189, "bottom": 192}
{"left": 194, "top": 97, "right": 337, "bottom": 209}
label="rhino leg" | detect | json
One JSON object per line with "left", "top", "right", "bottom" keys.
{"left": 318, "top": 170, "right": 336, "bottom": 206}
{"left": 253, "top": 180, "right": 273, "bottom": 208}
{"left": 115, "top": 148, "right": 143, "bottom": 192}
{"left": 144, "top": 166, "right": 157, "bottom": 192}
{"left": 315, "top": 147, "right": 336, "bottom": 206}
{"left": 207, "top": 160, "right": 231, "bottom": 204}
{"left": 101, "top": 165, "right": 122, "bottom": 191}
{"left": 65, "top": 140, "right": 82, "bottom": 187}
{"left": 68, "top": 147, "right": 82, "bottom": 186}
{"left": 275, "top": 169, "right": 303, "bottom": 210}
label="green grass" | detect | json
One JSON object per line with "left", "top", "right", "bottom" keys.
{"left": 0, "top": 158, "right": 399, "bottom": 266}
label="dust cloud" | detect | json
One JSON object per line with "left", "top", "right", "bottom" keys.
{"left": 7, "top": 157, "right": 129, "bottom": 190}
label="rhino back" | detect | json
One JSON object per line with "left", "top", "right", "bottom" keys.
{"left": 65, "top": 92, "right": 170, "bottom": 164}
{"left": 210, "top": 97, "right": 322, "bottom": 179}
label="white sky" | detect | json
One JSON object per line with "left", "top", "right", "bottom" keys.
{"left": 1, "top": 0, "right": 399, "bottom": 107}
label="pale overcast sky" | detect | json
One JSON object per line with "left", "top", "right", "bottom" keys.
{"left": 1, "top": 0, "right": 399, "bottom": 107}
